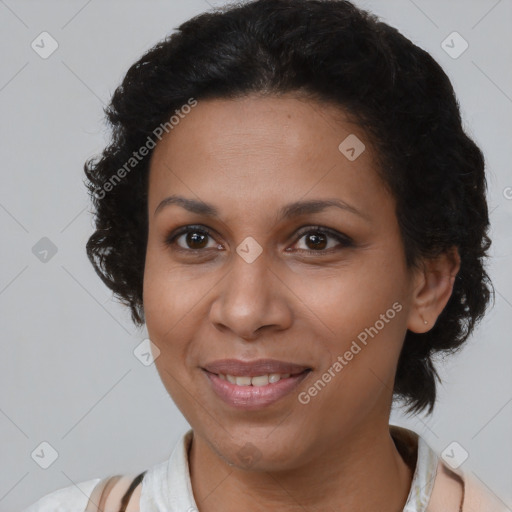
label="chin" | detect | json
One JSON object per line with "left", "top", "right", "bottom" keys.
{"left": 208, "top": 428, "right": 307, "bottom": 471}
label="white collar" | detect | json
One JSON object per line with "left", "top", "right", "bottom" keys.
{"left": 140, "top": 429, "right": 196, "bottom": 512}
{"left": 140, "top": 426, "right": 440, "bottom": 512}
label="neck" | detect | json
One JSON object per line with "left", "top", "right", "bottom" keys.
{"left": 188, "top": 421, "right": 414, "bottom": 512}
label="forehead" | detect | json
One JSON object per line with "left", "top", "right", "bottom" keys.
{"left": 151, "top": 94, "right": 361, "bottom": 167}
{"left": 147, "top": 94, "right": 391, "bottom": 221}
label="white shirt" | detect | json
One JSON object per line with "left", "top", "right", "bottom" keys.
{"left": 18, "top": 425, "right": 483, "bottom": 512}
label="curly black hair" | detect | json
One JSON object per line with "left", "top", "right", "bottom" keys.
{"left": 84, "top": 0, "right": 494, "bottom": 415}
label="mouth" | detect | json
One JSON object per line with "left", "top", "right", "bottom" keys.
{"left": 202, "top": 368, "right": 313, "bottom": 410}
{"left": 202, "top": 368, "right": 311, "bottom": 386}
{"left": 201, "top": 358, "right": 313, "bottom": 378}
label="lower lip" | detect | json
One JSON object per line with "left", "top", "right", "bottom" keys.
{"left": 203, "top": 369, "right": 312, "bottom": 410}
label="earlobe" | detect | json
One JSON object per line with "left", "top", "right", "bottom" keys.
{"left": 407, "top": 247, "right": 461, "bottom": 333}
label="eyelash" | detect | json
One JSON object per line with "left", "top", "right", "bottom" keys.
{"left": 164, "top": 224, "right": 354, "bottom": 256}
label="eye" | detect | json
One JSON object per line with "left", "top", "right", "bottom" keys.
{"left": 290, "top": 226, "right": 353, "bottom": 254}
{"left": 165, "top": 225, "right": 222, "bottom": 252}
{"left": 164, "top": 224, "right": 353, "bottom": 255}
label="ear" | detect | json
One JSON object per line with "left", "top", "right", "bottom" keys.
{"left": 407, "top": 246, "right": 461, "bottom": 333}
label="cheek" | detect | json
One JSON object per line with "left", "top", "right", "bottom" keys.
{"left": 142, "top": 246, "right": 190, "bottom": 365}
{"left": 289, "top": 253, "right": 408, "bottom": 341}
{"left": 143, "top": 241, "right": 199, "bottom": 330}
{"left": 142, "top": 242, "right": 219, "bottom": 385}
{"left": 142, "top": 252, "right": 200, "bottom": 418}
{"left": 297, "top": 298, "right": 406, "bottom": 432}
{"left": 289, "top": 254, "right": 408, "bottom": 398}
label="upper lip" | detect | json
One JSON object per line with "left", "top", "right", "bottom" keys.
{"left": 202, "top": 359, "right": 312, "bottom": 377}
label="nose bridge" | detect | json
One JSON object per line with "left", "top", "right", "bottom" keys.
{"left": 227, "top": 239, "right": 272, "bottom": 306}
{"left": 210, "top": 238, "right": 292, "bottom": 338}
{"left": 224, "top": 223, "right": 270, "bottom": 285}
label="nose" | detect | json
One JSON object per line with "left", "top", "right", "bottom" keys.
{"left": 208, "top": 247, "right": 293, "bottom": 341}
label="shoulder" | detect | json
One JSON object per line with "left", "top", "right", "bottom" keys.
{"left": 21, "top": 477, "right": 101, "bottom": 512}
{"left": 429, "top": 459, "right": 509, "bottom": 512}
{"left": 461, "top": 472, "right": 510, "bottom": 512}
{"left": 391, "top": 425, "right": 508, "bottom": 512}
{"left": 88, "top": 473, "right": 145, "bottom": 512}
{"left": 21, "top": 472, "right": 145, "bottom": 512}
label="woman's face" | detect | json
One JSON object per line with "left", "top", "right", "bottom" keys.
{"left": 143, "top": 94, "right": 422, "bottom": 470}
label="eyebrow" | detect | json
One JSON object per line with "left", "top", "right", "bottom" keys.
{"left": 154, "top": 194, "right": 370, "bottom": 221}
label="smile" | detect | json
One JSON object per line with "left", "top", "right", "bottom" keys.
{"left": 203, "top": 368, "right": 312, "bottom": 410}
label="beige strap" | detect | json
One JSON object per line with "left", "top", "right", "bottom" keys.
{"left": 84, "top": 473, "right": 145, "bottom": 512}
{"left": 426, "top": 460, "right": 464, "bottom": 511}
{"left": 119, "top": 472, "right": 146, "bottom": 512}
{"left": 428, "top": 459, "right": 510, "bottom": 512}
{"left": 84, "top": 475, "right": 122, "bottom": 512}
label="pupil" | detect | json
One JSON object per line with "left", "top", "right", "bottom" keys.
{"left": 184, "top": 231, "right": 328, "bottom": 250}
{"left": 307, "top": 233, "right": 327, "bottom": 250}
{"left": 187, "top": 232, "right": 208, "bottom": 249}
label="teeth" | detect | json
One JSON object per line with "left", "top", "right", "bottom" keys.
{"left": 219, "top": 373, "right": 292, "bottom": 386}
{"left": 235, "top": 376, "right": 252, "bottom": 386}
{"left": 252, "top": 375, "right": 270, "bottom": 386}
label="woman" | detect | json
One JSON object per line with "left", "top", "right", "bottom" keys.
{"left": 23, "top": 0, "right": 506, "bottom": 510}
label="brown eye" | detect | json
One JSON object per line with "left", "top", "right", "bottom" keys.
{"left": 303, "top": 232, "right": 328, "bottom": 250}
{"left": 291, "top": 226, "right": 353, "bottom": 254}
{"left": 183, "top": 230, "right": 209, "bottom": 249}
{"left": 165, "top": 225, "right": 219, "bottom": 252}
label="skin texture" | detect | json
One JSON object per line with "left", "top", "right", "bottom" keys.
{"left": 143, "top": 94, "right": 461, "bottom": 512}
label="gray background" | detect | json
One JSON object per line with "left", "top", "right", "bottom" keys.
{"left": 1, "top": 0, "right": 510, "bottom": 510}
